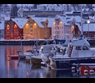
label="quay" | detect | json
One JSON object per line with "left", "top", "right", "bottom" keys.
{"left": 0, "top": 39, "right": 54, "bottom": 45}
{"left": 0, "top": 39, "right": 95, "bottom": 46}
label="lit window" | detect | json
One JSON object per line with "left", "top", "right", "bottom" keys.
{"left": 34, "top": 23, "right": 36, "bottom": 25}
{"left": 7, "top": 24, "right": 10, "bottom": 29}
{"left": 26, "top": 23, "right": 29, "bottom": 26}
{"left": 60, "top": 21, "right": 62, "bottom": 24}
{"left": 71, "top": 26, "right": 74, "bottom": 31}
{"left": 14, "top": 24, "right": 17, "bottom": 28}
{"left": 53, "top": 22, "right": 55, "bottom": 24}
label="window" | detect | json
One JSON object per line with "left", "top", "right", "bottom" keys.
{"left": 82, "top": 46, "right": 89, "bottom": 50}
{"left": 76, "top": 46, "right": 81, "bottom": 50}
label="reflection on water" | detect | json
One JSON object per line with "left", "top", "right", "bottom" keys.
{"left": 0, "top": 45, "right": 95, "bottom": 78}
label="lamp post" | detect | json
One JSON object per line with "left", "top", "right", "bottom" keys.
{"left": 81, "top": 4, "right": 83, "bottom": 35}
{"left": 87, "top": 18, "right": 90, "bottom": 39}
{"left": 34, "top": 23, "right": 38, "bottom": 50}
{"left": 34, "top": 23, "right": 37, "bottom": 39}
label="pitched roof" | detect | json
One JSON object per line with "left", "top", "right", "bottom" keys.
{"left": 11, "top": 18, "right": 28, "bottom": 28}
{"left": 0, "top": 21, "right": 4, "bottom": 30}
{"left": 30, "top": 17, "right": 54, "bottom": 28}
{"left": 47, "top": 18, "right": 55, "bottom": 27}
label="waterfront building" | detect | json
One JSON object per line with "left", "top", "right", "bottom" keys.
{"left": 52, "top": 15, "right": 72, "bottom": 40}
{"left": 26, "top": 17, "right": 52, "bottom": 39}
{"left": 4, "top": 17, "right": 28, "bottom": 39}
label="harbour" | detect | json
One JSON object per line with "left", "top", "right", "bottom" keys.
{"left": 0, "top": 45, "right": 95, "bottom": 78}
{"left": 1, "top": 4, "right": 95, "bottom": 78}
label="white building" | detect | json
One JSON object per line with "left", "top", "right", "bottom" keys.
{"left": 17, "top": 6, "right": 24, "bottom": 17}
{"left": 52, "top": 15, "right": 64, "bottom": 39}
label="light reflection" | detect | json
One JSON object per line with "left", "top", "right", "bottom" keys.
{"left": 7, "top": 57, "right": 10, "bottom": 61}
{"left": 26, "top": 72, "right": 29, "bottom": 76}
{"left": 7, "top": 61, "right": 10, "bottom": 71}
{"left": 14, "top": 61, "right": 18, "bottom": 69}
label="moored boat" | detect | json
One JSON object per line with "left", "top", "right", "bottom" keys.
{"left": 41, "top": 36, "right": 95, "bottom": 70}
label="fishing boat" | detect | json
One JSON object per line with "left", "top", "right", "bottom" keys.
{"left": 30, "top": 43, "right": 65, "bottom": 65}
{"left": 41, "top": 36, "right": 95, "bottom": 70}
{"left": 30, "top": 44, "right": 55, "bottom": 65}
{"left": 31, "top": 55, "right": 43, "bottom": 65}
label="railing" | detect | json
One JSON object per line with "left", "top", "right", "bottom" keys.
{"left": 72, "top": 50, "right": 95, "bottom": 58}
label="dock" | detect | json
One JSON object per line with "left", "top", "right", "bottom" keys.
{"left": 0, "top": 39, "right": 54, "bottom": 45}
{"left": 72, "top": 63, "right": 95, "bottom": 66}
{"left": 0, "top": 39, "right": 95, "bottom": 46}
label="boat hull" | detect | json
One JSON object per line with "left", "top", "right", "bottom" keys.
{"left": 55, "top": 58, "right": 95, "bottom": 70}
{"left": 31, "top": 57, "right": 43, "bottom": 65}
{"left": 10, "top": 55, "right": 19, "bottom": 60}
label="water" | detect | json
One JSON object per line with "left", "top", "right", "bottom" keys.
{"left": 0, "top": 45, "right": 95, "bottom": 78}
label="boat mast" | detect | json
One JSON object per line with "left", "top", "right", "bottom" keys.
{"left": 81, "top": 4, "right": 83, "bottom": 36}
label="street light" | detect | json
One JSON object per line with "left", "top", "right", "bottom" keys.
{"left": 33, "top": 23, "right": 38, "bottom": 50}
{"left": 87, "top": 18, "right": 90, "bottom": 38}
{"left": 34, "top": 23, "right": 37, "bottom": 39}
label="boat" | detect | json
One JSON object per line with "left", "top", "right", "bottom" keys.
{"left": 41, "top": 36, "right": 95, "bottom": 70}
{"left": 31, "top": 55, "right": 43, "bottom": 65}
{"left": 9, "top": 55, "right": 19, "bottom": 60}
{"left": 30, "top": 43, "right": 65, "bottom": 65}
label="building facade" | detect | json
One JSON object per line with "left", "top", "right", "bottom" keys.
{"left": 23, "top": 17, "right": 51, "bottom": 39}
{"left": 52, "top": 16, "right": 64, "bottom": 39}
{"left": 4, "top": 18, "right": 21, "bottom": 39}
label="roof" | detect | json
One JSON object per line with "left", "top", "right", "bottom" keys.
{"left": 83, "top": 24, "right": 95, "bottom": 31}
{"left": 32, "top": 17, "right": 46, "bottom": 27}
{"left": 30, "top": 17, "right": 55, "bottom": 28}
{"left": 47, "top": 18, "right": 55, "bottom": 27}
{"left": 0, "top": 21, "right": 4, "bottom": 30}
{"left": 71, "top": 39, "right": 90, "bottom": 46}
{"left": 11, "top": 18, "right": 28, "bottom": 28}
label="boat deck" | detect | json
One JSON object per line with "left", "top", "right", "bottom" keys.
{"left": 53, "top": 56, "right": 95, "bottom": 61}
{"left": 72, "top": 63, "right": 95, "bottom": 66}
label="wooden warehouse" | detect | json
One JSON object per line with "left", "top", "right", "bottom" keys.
{"left": 4, "top": 18, "right": 21, "bottom": 39}
{"left": 23, "top": 17, "right": 51, "bottom": 39}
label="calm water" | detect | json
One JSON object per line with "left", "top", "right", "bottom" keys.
{"left": 0, "top": 45, "right": 95, "bottom": 78}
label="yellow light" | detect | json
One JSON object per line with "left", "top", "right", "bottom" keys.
{"left": 7, "top": 24, "right": 9, "bottom": 27}
{"left": 87, "top": 20, "right": 90, "bottom": 24}
{"left": 7, "top": 24, "right": 10, "bottom": 29}
{"left": 53, "top": 22, "right": 55, "bottom": 24}
{"left": 60, "top": 21, "right": 62, "bottom": 24}
{"left": 26, "top": 23, "right": 29, "bottom": 26}
{"left": 34, "top": 23, "right": 36, "bottom": 25}
{"left": 14, "top": 24, "right": 17, "bottom": 28}
{"left": 71, "top": 26, "right": 74, "bottom": 31}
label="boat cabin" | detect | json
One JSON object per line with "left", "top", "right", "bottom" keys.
{"left": 66, "top": 38, "right": 94, "bottom": 57}
{"left": 39, "top": 44, "right": 55, "bottom": 53}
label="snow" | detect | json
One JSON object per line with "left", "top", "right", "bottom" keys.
{"left": 83, "top": 24, "right": 95, "bottom": 31}
{"left": 11, "top": 18, "right": 28, "bottom": 28}
{"left": 0, "top": 21, "right": 4, "bottom": 30}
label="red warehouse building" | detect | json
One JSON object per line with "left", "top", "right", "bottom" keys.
{"left": 4, "top": 18, "right": 21, "bottom": 39}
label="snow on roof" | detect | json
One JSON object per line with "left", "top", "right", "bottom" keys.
{"left": 30, "top": 17, "right": 54, "bottom": 28}
{"left": 11, "top": 18, "right": 28, "bottom": 28}
{"left": 32, "top": 17, "right": 45, "bottom": 27}
{"left": 85, "top": 8, "right": 89, "bottom": 11}
{"left": 4, "top": 17, "right": 10, "bottom": 20}
{"left": 47, "top": 18, "right": 55, "bottom": 27}
{"left": 83, "top": 24, "right": 95, "bottom": 31}
{"left": 93, "top": 8, "right": 95, "bottom": 11}
{"left": 71, "top": 39, "right": 90, "bottom": 46}
{"left": 0, "top": 21, "right": 4, "bottom": 30}
{"left": 74, "top": 16, "right": 81, "bottom": 22}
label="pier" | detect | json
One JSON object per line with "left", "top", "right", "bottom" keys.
{"left": 0, "top": 39, "right": 54, "bottom": 45}
{"left": 0, "top": 39, "right": 95, "bottom": 46}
